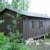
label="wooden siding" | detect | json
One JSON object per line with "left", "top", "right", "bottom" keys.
{"left": 23, "top": 18, "right": 50, "bottom": 40}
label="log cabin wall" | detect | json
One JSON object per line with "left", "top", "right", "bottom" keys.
{"left": 22, "top": 17, "right": 50, "bottom": 40}
{"left": 18, "top": 19, "right": 23, "bottom": 33}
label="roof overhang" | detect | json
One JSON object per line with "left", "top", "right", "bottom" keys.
{"left": 0, "top": 8, "right": 50, "bottom": 19}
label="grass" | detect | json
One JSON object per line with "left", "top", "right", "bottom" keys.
{"left": 44, "top": 38, "right": 50, "bottom": 42}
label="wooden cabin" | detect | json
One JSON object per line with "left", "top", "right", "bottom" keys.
{"left": 0, "top": 8, "right": 17, "bottom": 36}
{"left": 17, "top": 10, "right": 50, "bottom": 40}
{"left": 0, "top": 8, "right": 50, "bottom": 40}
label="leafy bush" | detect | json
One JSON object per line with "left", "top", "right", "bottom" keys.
{"left": 8, "top": 31, "right": 30, "bottom": 50}
{"left": 0, "top": 32, "right": 30, "bottom": 50}
{"left": 15, "top": 43, "right": 30, "bottom": 50}
{"left": 0, "top": 32, "right": 9, "bottom": 44}
{"left": 0, "top": 32, "right": 11, "bottom": 50}
{"left": 10, "top": 42, "right": 30, "bottom": 50}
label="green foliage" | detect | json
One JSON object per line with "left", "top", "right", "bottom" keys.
{"left": 8, "top": 31, "right": 30, "bottom": 50}
{"left": 12, "top": 0, "right": 28, "bottom": 10}
{"left": 11, "top": 43, "right": 30, "bottom": 50}
{"left": 0, "top": 2, "right": 5, "bottom": 10}
{"left": 0, "top": 32, "right": 8, "bottom": 44}
{"left": 15, "top": 43, "right": 30, "bottom": 50}
{"left": 0, "top": 31, "right": 30, "bottom": 50}
{"left": 0, "top": 0, "right": 29, "bottom": 11}
{"left": 9, "top": 31, "right": 22, "bottom": 43}
{"left": 0, "top": 32, "right": 12, "bottom": 50}
{"left": 0, "top": 0, "right": 11, "bottom": 10}
{"left": 0, "top": 42, "right": 11, "bottom": 50}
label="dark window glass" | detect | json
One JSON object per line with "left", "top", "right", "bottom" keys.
{"left": 32, "top": 20, "right": 34, "bottom": 28}
{"left": 39, "top": 20, "right": 43, "bottom": 28}
{"left": 29, "top": 20, "right": 32, "bottom": 29}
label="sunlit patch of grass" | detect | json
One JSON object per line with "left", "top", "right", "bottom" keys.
{"left": 44, "top": 38, "right": 50, "bottom": 42}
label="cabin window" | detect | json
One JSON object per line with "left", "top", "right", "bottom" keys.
{"left": 28, "top": 19, "right": 35, "bottom": 29}
{"left": 32, "top": 20, "right": 34, "bottom": 28}
{"left": 39, "top": 20, "right": 43, "bottom": 28}
{"left": 28, "top": 20, "right": 32, "bottom": 29}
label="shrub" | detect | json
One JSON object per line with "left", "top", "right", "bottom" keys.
{"left": 0, "top": 32, "right": 9, "bottom": 44}
{"left": 0, "top": 32, "right": 30, "bottom": 50}
{"left": 9, "top": 31, "right": 30, "bottom": 50}
{"left": 0, "top": 32, "right": 12, "bottom": 50}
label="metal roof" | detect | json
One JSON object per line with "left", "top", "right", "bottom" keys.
{"left": 0, "top": 8, "right": 50, "bottom": 19}
{"left": 0, "top": 8, "right": 17, "bottom": 15}
{"left": 17, "top": 10, "right": 48, "bottom": 18}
